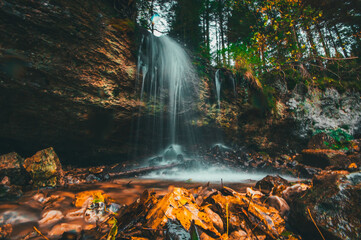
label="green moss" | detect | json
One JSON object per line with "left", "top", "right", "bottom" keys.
{"left": 315, "top": 128, "right": 353, "bottom": 150}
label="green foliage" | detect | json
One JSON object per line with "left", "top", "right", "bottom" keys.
{"left": 315, "top": 128, "right": 353, "bottom": 150}
{"left": 107, "top": 217, "right": 118, "bottom": 240}
{"left": 190, "top": 221, "right": 200, "bottom": 240}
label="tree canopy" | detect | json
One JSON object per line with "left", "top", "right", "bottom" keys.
{"left": 136, "top": 0, "right": 361, "bottom": 91}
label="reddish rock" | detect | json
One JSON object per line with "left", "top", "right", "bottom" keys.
{"left": 300, "top": 149, "right": 350, "bottom": 169}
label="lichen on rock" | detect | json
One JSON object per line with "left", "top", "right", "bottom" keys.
{"left": 23, "top": 147, "right": 64, "bottom": 187}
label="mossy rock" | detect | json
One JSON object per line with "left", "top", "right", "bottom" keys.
{"left": 23, "top": 147, "right": 64, "bottom": 187}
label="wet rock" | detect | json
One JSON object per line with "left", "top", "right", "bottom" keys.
{"left": 294, "top": 163, "right": 321, "bottom": 178}
{"left": 149, "top": 156, "right": 163, "bottom": 166}
{"left": 23, "top": 147, "right": 64, "bottom": 187}
{"left": 177, "top": 154, "right": 184, "bottom": 162}
{"left": 38, "top": 210, "right": 64, "bottom": 226}
{"left": 108, "top": 203, "right": 122, "bottom": 214}
{"left": 0, "top": 223, "right": 12, "bottom": 239}
{"left": 307, "top": 132, "right": 336, "bottom": 149}
{"left": 267, "top": 196, "right": 290, "bottom": 217}
{"left": 0, "top": 152, "right": 30, "bottom": 186}
{"left": 0, "top": 183, "right": 23, "bottom": 201}
{"left": 165, "top": 220, "right": 191, "bottom": 240}
{"left": 85, "top": 201, "right": 107, "bottom": 223}
{"left": 282, "top": 183, "right": 310, "bottom": 203}
{"left": 49, "top": 223, "right": 82, "bottom": 237}
{"left": 300, "top": 149, "right": 350, "bottom": 169}
{"left": 255, "top": 175, "right": 290, "bottom": 195}
{"left": 65, "top": 208, "right": 86, "bottom": 220}
{"left": 0, "top": 209, "right": 38, "bottom": 225}
{"left": 65, "top": 174, "right": 84, "bottom": 185}
{"left": 290, "top": 171, "right": 361, "bottom": 240}
{"left": 85, "top": 174, "right": 100, "bottom": 183}
{"left": 33, "top": 193, "right": 46, "bottom": 203}
{"left": 164, "top": 146, "right": 178, "bottom": 160}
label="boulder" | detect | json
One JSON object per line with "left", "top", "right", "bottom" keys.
{"left": 0, "top": 152, "right": 30, "bottom": 186}
{"left": 307, "top": 132, "right": 336, "bottom": 149}
{"left": 23, "top": 147, "right": 64, "bottom": 187}
{"left": 290, "top": 171, "right": 361, "bottom": 240}
{"left": 255, "top": 175, "right": 290, "bottom": 195}
{"left": 300, "top": 149, "right": 350, "bottom": 169}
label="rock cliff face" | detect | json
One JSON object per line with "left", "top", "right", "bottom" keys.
{"left": 0, "top": 0, "right": 138, "bottom": 166}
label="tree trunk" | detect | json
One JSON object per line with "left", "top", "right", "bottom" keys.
{"left": 218, "top": 0, "right": 226, "bottom": 66}
{"left": 205, "top": 0, "right": 210, "bottom": 51}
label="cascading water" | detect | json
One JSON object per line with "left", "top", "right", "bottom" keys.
{"left": 215, "top": 69, "right": 221, "bottom": 109}
{"left": 134, "top": 34, "right": 199, "bottom": 159}
{"left": 214, "top": 69, "right": 237, "bottom": 110}
{"left": 132, "top": 34, "right": 297, "bottom": 183}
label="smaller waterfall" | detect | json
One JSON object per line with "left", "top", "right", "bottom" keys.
{"left": 215, "top": 69, "right": 221, "bottom": 109}
{"left": 215, "top": 69, "right": 237, "bottom": 109}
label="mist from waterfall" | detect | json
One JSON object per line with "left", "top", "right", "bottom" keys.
{"left": 134, "top": 34, "right": 199, "bottom": 157}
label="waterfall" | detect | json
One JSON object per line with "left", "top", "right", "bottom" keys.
{"left": 215, "top": 69, "right": 237, "bottom": 109}
{"left": 135, "top": 34, "right": 198, "bottom": 156}
{"left": 215, "top": 69, "right": 221, "bottom": 109}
